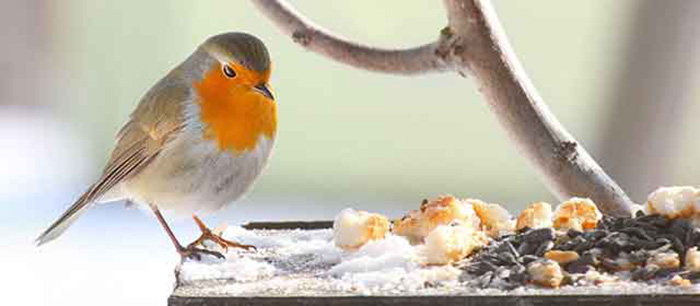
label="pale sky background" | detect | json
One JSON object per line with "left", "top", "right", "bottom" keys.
{"left": 2, "top": 1, "right": 700, "bottom": 305}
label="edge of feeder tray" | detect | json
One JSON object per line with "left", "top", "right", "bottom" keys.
{"left": 169, "top": 220, "right": 700, "bottom": 306}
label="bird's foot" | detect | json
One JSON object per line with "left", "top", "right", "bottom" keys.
{"left": 177, "top": 245, "right": 225, "bottom": 261}
{"left": 187, "top": 215, "right": 257, "bottom": 253}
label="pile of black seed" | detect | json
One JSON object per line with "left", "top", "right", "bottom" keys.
{"left": 459, "top": 213, "right": 700, "bottom": 289}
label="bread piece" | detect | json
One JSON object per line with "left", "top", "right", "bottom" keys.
{"left": 553, "top": 198, "right": 602, "bottom": 231}
{"left": 516, "top": 202, "right": 553, "bottom": 230}
{"left": 422, "top": 224, "right": 488, "bottom": 265}
{"left": 333, "top": 208, "right": 390, "bottom": 250}
{"left": 468, "top": 199, "right": 515, "bottom": 238}
{"left": 647, "top": 186, "right": 700, "bottom": 225}
{"left": 393, "top": 196, "right": 480, "bottom": 244}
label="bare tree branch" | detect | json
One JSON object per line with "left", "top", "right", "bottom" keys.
{"left": 250, "top": 0, "right": 449, "bottom": 75}
{"left": 252, "top": 0, "right": 634, "bottom": 217}
{"left": 441, "top": 0, "right": 633, "bottom": 217}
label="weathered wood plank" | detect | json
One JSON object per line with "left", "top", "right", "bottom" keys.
{"left": 169, "top": 294, "right": 700, "bottom": 306}
{"left": 242, "top": 220, "right": 333, "bottom": 230}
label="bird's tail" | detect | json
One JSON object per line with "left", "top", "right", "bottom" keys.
{"left": 36, "top": 188, "right": 95, "bottom": 246}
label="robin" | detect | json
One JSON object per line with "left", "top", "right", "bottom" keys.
{"left": 36, "top": 32, "right": 277, "bottom": 259}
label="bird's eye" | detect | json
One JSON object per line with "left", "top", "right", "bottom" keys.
{"left": 223, "top": 65, "right": 236, "bottom": 78}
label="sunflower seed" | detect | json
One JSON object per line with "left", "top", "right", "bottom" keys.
{"left": 523, "top": 228, "right": 556, "bottom": 243}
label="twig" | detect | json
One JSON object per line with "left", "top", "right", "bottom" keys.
{"left": 250, "top": 0, "right": 449, "bottom": 74}
{"left": 251, "top": 0, "right": 634, "bottom": 217}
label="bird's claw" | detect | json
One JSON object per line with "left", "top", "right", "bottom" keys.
{"left": 177, "top": 245, "right": 225, "bottom": 260}
{"left": 187, "top": 215, "right": 257, "bottom": 253}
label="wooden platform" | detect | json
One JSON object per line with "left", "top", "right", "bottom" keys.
{"left": 169, "top": 294, "right": 700, "bottom": 306}
{"left": 169, "top": 221, "right": 700, "bottom": 306}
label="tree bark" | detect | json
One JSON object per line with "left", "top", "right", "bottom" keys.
{"left": 250, "top": 0, "right": 449, "bottom": 75}
{"left": 251, "top": 0, "right": 633, "bottom": 217}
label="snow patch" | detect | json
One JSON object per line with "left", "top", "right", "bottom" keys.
{"left": 176, "top": 227, "right": 460, "bottom": 295}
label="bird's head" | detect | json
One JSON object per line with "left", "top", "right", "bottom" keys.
{"left": 200, "top": 32, "right": 274, "bottom": 100}
{"left": 189, "top": 32, "right": 277, "bottom": 153}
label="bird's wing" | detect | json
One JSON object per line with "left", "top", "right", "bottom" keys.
{"left": 36, "top": 81, "right": 190, "bottom": 245}
{"left": 106, "top": 82, "right": 190, "bottom": 178}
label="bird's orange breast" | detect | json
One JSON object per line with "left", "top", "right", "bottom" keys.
{"left": 194, "top": 63, "right": 277, "bottom": 154}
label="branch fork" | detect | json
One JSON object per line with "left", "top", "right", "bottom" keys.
{"left": 251, "top": 0, "right": 633, "bottom": 217}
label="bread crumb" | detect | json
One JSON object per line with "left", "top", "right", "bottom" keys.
{"left": 392, "top": 196, "right": 480, "bottom": 244}
{"left": 685, "top": 247, "right": 700, "bottom": 272}
{"left": 527, "top": 259, "right": 564, "bottom": 288}
{"left": 421, "top": 224, "right": 488, "bottom": 265}
{"left": 581, "top": 270, "right": 619, "bottom": 285}
{"left": 553, "top": 198, "right": 602, "bottom": 231}
{"left": 647, "top": 186, "right": 700, "bottom": 225}
{"left": 468, "top": 199, "right": 515, "bottom": 237}
{"left": 516, "top": 202, "right": 553, "bottom": 230}
{"left": 647, "top": 251, "right": 680, "bottom": 269}
{"left": 333, "top": 208, "right": 390, "bottom": 250}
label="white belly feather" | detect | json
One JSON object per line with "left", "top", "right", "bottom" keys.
{"left": 117, "top": 102, "right": 275, "bottom": 216}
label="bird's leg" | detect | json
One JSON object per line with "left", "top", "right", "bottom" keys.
{"left": 187, "top": 215, "right": 256, "bottom": 251}
{"left": 150, "top": 206, "right": 224, "bottom": 260}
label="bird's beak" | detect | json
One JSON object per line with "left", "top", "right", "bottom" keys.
{"left": 254, "top": 83, "right": 274, "bottom": 100}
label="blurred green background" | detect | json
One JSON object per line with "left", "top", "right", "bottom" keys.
{"left": 3, "top": 1, "right": 700, "bottom": 305}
